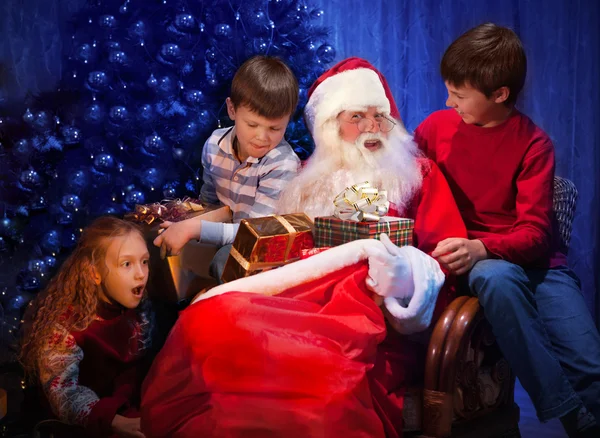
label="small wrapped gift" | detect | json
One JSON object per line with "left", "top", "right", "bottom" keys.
{"left": 221, "top": 213, "right": 314, "bottom": 283}
{"left": 126, "top": 200, "right": 232, "bottom": 303}
{"left": 314, "top": 181, "right": 414, "bottom": 248}
{"left": 314, "top": 215, "right": 414, "bottom": 248}
{"left": 124, "top": 197, "right": 205, "bottom": 225}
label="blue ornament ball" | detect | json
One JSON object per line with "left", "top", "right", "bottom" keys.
{"left": 22, "top": 108, "right": 34, "bottom": 123}
{"left": 172, "top": 148, "right": 185, "bottom": 160}
{"left": 129, "top": 20, "right": 147, "bottom": 39}
{"left": 104, "top": 41, "right": 122, "bottom": 54}
{"left": 175, "top": 14, "right": 196, "bottom": 31}
{"left": 62, "top": 231, "right": 78, "bottom": 249}
{"left": 56, "top": 210, "right": 73, "bottom": 225}
{"left": 76, "top": 43, "right": 93, "bottom": 63}
{"left": 184, "top": 89, "right": 204, "bottom": 105}
{"left": 104, "top": 205, "right": 120, "bottom": 215}
{"left": 250, "top": 10, "right": 268, "bottom": 26}
{"left": 108, "top": 106, "right": 130, "bottom": 125}
{"left": 253, "top": 38, "right": 269, "bottom": 53}
{"left": 33, "top": 111, "right": 52, "bottom": 132}
{"left": 61, "top": 194, "right": 82, "bottom": 212}
{"left": 124, "top": 189, "right": 145, "bottom": 207}
{"left": 159, "top": 43, "right": 182, "bottom": 63}
{"left": 4, "top": 292, "right": 34, "bottom": 311}
{"left": 93, "top": 153, "right": 116, "bottom": 172}
{"left": 207, "top": 77, "right": 219, "bottom": 88}
{"left": 143, "top": 134, "right": 167, "bottom": 155}
{"left": 108, "top": 50, "right": 128, "bottom": 65}
{"left": 138, "top": 104, "right": 155, "bottom": 122}
{"left": 43, "top": 255, "right": 57, "bottom": 270}
{"left": 162, "top": 182, "right": 177, "bottom": 198}
{"left": 205, "top": 47, "right": 217, "bottom": 62}
{"left": 28, "top": 259, "right": 49, "bottom": 276}
{"left": 41, "top": 229, "right": 61, "bottom": 254}
{"left": 84, "top": 104, "right": 105, "bottom": 123}
{"left": 14, "top": 139, "right": 31, "bottom": 158}
{"left": 19, "top": 169, "right": 43, "bottom": 189}
{"left": 119, "top": 3, "right": 128, "bottom": 14}
{"left": 147, "top": 74, "right": 158, "bottom": 88}
{"left": 61, "top": 126, "right": 82, "bottom": 144}
{"left": 181, "top": 62, "right": 194, "bottom": 75}
{"left": 158, "top": 76, "right": 175, "bottom": 95}
{"left": 214, "top": 23, "right": 232, "bottom": 38}
{"left": 99, "top": 15, "right": 117, "bottom": 29}
{"left": 87, "top": 71, "right": 109, "bottom": 91}
{"left": 141, "top": 168, "right": 162, "bottom": 189}
{"left": 198, "top": 109, "right": 212, "bottom": 127}
{"left": 30, "top": 195, "right": 48, "bottom": 211}
{"left": 182, "top": 121, "right": 200, "bottom": 139}
{"left": 0, "top": 218, "right": 19, "bottom": 239}
{"left": 310, "top": 8, "right": 325, "bottom": 19}
{"left": 67, "top": 169, "right": 88, "bottom": 192}
{"left": 317, "top": 44, "right": 336, "bottom": 63}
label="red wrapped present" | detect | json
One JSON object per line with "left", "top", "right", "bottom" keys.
{"left": 314, "top": 216, "right": 414, "bottom": 248}
{"left": 126, "top": 201, "right": 232, "bottom": 303}
{"left": 221, "top": 213, "right": 314, "bottom": 283}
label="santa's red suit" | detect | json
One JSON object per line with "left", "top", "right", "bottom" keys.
{"left": 140, "top": 58, "right": 466, "bottom": 437}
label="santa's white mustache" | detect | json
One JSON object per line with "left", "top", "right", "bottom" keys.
{"left": 355, "top": 132, "right": 387, "bottom": 147}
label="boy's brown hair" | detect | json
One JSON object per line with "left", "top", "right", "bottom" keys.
{"left": 230, "top": 56, "right": 299, "bottom": 119}
{"left": 441, "top": 23, "right": 527, "bottom": 106}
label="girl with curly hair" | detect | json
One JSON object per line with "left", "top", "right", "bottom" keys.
{"left": 20, "top": 216, "right": 153, "bottom": 438}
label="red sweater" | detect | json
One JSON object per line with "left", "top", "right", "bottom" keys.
{"left": 39, "top": 302, "right": 146, "bottom": 437}
{"left": 414, "top": 109, "right": 566, "bottom": 268}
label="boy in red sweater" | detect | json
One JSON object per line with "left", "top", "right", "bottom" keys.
{"left": 414, "top": 23, "right": 600, "bottom": 437}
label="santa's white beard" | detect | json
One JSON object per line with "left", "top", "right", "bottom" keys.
{"left": 277, "top": 119, "right": 424, "bottom": 219}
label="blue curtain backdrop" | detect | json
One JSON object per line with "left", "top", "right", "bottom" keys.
{"left": 1, "top": 0, "right": 599, "bottom": 324}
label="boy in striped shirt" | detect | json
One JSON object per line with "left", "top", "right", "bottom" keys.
{"left": 154, "top": 56, "right": 300, "bottom": 281}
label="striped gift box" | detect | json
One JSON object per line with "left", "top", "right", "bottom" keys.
{"left": 314, "top": 216, "right": 414, "bottom": 248}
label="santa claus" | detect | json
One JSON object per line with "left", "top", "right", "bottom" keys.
{"left": 278, "top": 57, "right": 423, "bottom": 220}
{"left": 140, "top": 58, "right": 467, "bottom": 438}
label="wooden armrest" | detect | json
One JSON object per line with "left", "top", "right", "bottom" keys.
{"left": 422, "top": 297, "right": 484, "bottom": 437}
{"left": 424, "top": 296, "right": 470, "bottom": 391}
{"left": 439, "top": 297, "right": 484, "bottom": 394}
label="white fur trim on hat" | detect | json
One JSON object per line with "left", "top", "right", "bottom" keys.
{"left": 304, "top": 68, "right": 391, "bottom": 135}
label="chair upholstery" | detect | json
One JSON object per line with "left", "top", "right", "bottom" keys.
{"left": 553, "top": 176, "right": 578, "bottom": 251}
{"left": 416, "top": 176, "right": 577, "bottom": 438}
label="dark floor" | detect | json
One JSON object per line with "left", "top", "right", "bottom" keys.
{"left": 515, "top": 379, "right": 567, "bottom": 438}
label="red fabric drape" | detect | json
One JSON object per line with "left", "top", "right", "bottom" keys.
{"left": 141, "top": 262, "right": 421, "bottom": 437}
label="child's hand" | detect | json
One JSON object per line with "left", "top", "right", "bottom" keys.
{"left": 431, "top": 238, "right": 488, "bottom": 275}
{"left": 111, "top": 415, "right": 146, "bottom": 438}
{"left": 153, "top": 217, "right": 202, "bottom": 258}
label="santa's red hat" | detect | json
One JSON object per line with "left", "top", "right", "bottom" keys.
{"left": 304, "top": 57, "right": 400, "bottom": 135}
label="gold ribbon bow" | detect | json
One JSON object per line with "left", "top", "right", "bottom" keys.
{"left": 333, "top": 181, "right": 389, "bottom": 222}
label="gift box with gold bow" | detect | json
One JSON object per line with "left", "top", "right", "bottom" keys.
{"left": 314, "top": 216, "right": 414, "bottom": 248}
{"left": 126, "top": 200, "right": 232, "bottom": 303}
{"left": 221, "top": 213, "right": 315, "bottom": 283}
{"left": 314, "top": 182, "right": 414, "bottom": 247}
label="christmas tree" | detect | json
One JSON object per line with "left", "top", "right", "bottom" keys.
{"left": 0, "top": 0, "right": 335, "bottom": 360}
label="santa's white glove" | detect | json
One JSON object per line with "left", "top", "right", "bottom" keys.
{"left": 381, "top": 240, "right": 446, "bottom": 335}
{"left": 365, "top": 233, "right": 415, "bottom": 302}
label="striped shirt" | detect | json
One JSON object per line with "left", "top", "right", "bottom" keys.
{"left": 199, "top": 126, "right": 300, "bottom": 245}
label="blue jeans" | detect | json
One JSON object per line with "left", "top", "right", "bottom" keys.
{"left": 209, "top": 244, "right": 232, "bottom": 285}
{"left": 468, "top": 260, "right": 600, "bottom": 423}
